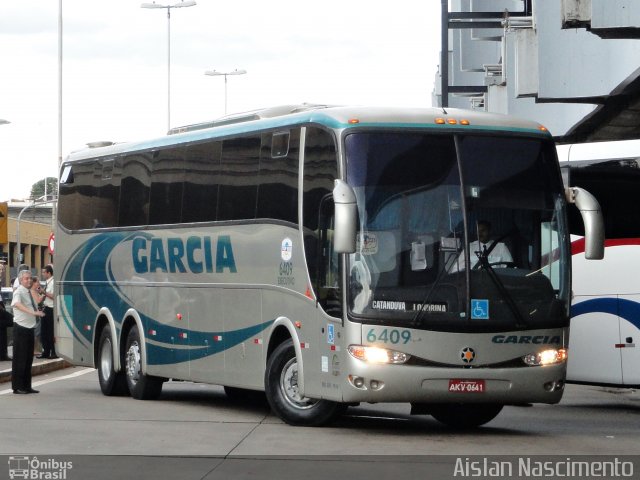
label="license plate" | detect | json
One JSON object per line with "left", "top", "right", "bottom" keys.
{"left": 448, "top": 379, "right": 485, "bottom": 393}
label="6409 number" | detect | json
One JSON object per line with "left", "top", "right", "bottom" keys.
{"left": 366, "top": 328, "right": 411, "bottom": 345}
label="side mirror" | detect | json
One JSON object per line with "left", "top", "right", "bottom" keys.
{"left": 333, "top": 180, "right": 357, "bottom": 253}
{"left": 565, "top": 187, "right": 605, "bottom": 260}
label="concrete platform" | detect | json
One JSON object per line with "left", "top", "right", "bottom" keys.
{"left": 0, "top": 346, "right": 71, "bottom": 384}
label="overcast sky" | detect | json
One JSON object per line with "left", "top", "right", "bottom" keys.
{"left": 0, "top": 0, "right": 442, "bottom": 201}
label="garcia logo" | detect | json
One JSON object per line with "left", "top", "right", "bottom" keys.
{"left": 8, "top": 456, "right": 72, "bottom": 479}
{"left": 492, "top": 335, "right": 562, "bottom": 345}
{"left": 132, "top": 234, "right": 236, "bottom": 274}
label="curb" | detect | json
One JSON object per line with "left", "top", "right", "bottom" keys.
{"left": 0, "top": 358, "right": 71, "bottom": 384}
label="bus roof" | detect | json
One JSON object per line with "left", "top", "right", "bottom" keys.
{"left": 65, "top": 105, "right": 551, "bottom": 163}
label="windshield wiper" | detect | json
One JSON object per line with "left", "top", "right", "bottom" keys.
{"left": 475, "top": 248, "right": 528, "bottom": 328}
{"left": 411, "top": 253, "right": 457, "bottom": 327}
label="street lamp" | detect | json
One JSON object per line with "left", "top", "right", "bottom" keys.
{"left": 141, "top": 0, "right": 197, "bottom": 131}
{"left": 204, "top": 69, "right": 247, "bottom": 115}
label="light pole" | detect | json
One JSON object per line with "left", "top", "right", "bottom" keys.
{"left": 204, "top": 69, "right": 247, "bottom": 115}
{"left": 141, "top": 0, "right": 197, "bottom": 131}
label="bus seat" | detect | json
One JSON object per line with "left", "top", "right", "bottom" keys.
{"left": 503, "top": 230, "right": 530, "bottom": 269}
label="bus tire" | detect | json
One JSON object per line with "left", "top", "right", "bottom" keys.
{"left": 97, "top": 324, "right": 128, "bottom": 396}
{"left": 124, "top": 325, "right": 163, "bottom": 400}
{"left": 265, "top": 339, "right": 344, "bottom": 426}
{"left": 429, "top": 403, "right": 503, "bottom": 428}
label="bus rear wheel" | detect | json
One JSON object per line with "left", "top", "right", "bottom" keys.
{"left": 265, "top": 339, "right": 344, "bottom": 426}
{"left": 124, "top": 325, "right": 163, "bottom": 400}
{"left": 429, "top": 403, "right": 503, "bottom": 428}
{"left": 97, "top": 324, "right": 128, "bottom": 396}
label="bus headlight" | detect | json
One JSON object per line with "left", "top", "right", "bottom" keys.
{"left": 348, "top": 345, "right": 410, "bottom": 364}
{"left": 523, "top": 348, "right": 567, "bottom": 366}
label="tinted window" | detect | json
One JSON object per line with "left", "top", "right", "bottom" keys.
{"left": 302, "top": 127, "right": 338, "bottom": 291}
{"left": 58, "top": 161, "right": 96, "bottom": 230}
{"left": 567, "top": 161, "right": 640, "bottom": 238}
{"left": 149, "top": 147, "right": 185, "bottom": 225}
{"left": 257, "top": 130, "right": 299, "bottom": 224}
{"left": 303, "top": 128, "right": 338, "bottom": 232}
{"left": 59, "top": 129, "right": 319, "bottom": 230}
{"left": 217, "top": 136, "right": 261, "bottom": 221}
{"left": 92, "top": 158, "right": 121, "bottom": 228}
{"left": 118, "top": 153, "right": 152, "bottom": 227}
{"left": 271, "top": 132, "right": 290, "bottom": 157}
{"left": 181, "top": 141, "right": 222, "bottom": 223}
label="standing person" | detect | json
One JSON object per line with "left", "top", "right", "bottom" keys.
{"left": 13, "top": 264, "right": 30, "bottom": 291}
{"left": 11, "top": 269, "right": 45, "bottom": 394}
{"left": 40, "top": 264, "right": 56, "bottom": 359}
{"left": 0, "top": 258, "right": 6, "bottom": 288}
{"left": 30, "top": 277, "right": 45, "bottom": 356}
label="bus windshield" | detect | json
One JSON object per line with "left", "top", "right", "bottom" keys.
{"left": 345, "top": 132, "right": 570, "bottom": 332}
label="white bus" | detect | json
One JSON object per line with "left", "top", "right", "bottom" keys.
{"left": 562, "top": 153, "right": 640, "bottom": 387}
{"left": 55, "top": 105, "right": 603, "bottom": 428}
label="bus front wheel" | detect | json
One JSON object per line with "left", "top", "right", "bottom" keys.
{"left": 265, "top": 339, "right": 345, "bottom": 426}
{"left": 97, "top": 324, "right": 128, "bottom": 396}
{"left": 124, "top": 325, "right": 163, "bottom": 400}
{"left": 429, "top": 403, "right": 503, "bottom": 428}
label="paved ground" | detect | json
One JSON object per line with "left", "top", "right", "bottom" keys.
{"left": 0, "top": 346, "right": 69, "bottom": 385}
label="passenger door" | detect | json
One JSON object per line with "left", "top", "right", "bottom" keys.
{"left": 619, "top": 294, "right": 640, "bottom": 385}
{"left": 568, "top": 295, "right": 623, "bottom": 385}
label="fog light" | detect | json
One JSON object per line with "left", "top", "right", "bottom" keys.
{"left": 349, "top": 375, "right": 366, "bottom": 389}
{"left": 543, "top": 380, "right": 565, "bottom": 392}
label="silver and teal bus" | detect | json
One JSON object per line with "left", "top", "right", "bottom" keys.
{"left": 55, "top": 105, "right": 604, "bottom": 428}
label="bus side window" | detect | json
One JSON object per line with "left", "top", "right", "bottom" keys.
{"left": 257, "top": 129, "right": 299, "bottom": 224}
{"left": 218, "top": 136, "right": 261, "bottom": 221}
{"left": 118, "top": 153, "right": 151, "bottom": 227}
{"left": 149, "top": 147, "right": 185, "bottom": 225}
{"left": 302, "top": 126, "right": 339, "bottom": 297}
{"left": 181, "top": 140, "right": 222, "bottom": 223}
{"left": 317, "top": 197, "right": 342, "bottom": 318}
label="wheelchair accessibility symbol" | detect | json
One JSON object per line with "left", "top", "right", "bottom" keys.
{"left": 471, "top": 299, "right": 489, "bottom": 320}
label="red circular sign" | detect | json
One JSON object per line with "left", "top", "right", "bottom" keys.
{"left": 48, "top": 232, "right": 55, "bottom": 255}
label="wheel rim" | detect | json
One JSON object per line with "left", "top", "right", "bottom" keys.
{"left": 279, "top": 357, "right": 316, "bottom": 410}
{"left": 125, "top": 340, "right": 141, "bottom": 385}
{"left": 99, "top": 337, "right": 113, "bottom": 381}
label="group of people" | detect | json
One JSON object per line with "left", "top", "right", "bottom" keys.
{"left": 0, "top": 264, "right": 56, "bottom": 395}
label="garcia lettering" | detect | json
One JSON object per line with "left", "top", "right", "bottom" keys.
{"left": 492, "top": 335, "right": 562, "bottom": 345}
{"left": 132, "top": 235, "right": 237, "bottom": 274}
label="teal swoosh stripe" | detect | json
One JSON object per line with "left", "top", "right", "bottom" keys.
{"left": 60, "top": 232, "right": 135, "bottom": 344}
{"left": 61, "top": 231, "right": 275, "bottom": 366}
{"left": 145, "top": 319, "right": 274, "bottom": 365}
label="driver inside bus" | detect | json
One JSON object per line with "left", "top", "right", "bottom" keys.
{"left": 449, "top": 220, "right": 512, "bottom": 272}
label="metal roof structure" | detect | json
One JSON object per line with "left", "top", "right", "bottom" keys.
{"left": 435, "top": 0, "right": 640, "bottom": 144}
